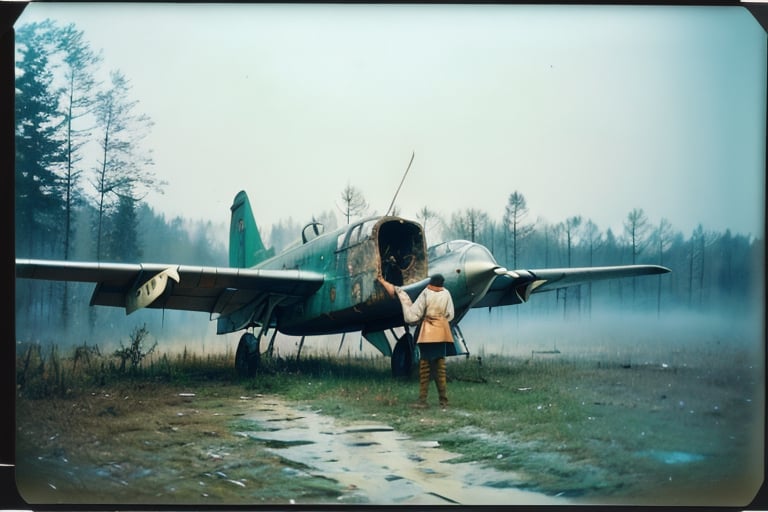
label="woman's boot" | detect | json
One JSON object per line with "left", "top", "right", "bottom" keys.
{"left": 415, "top": 359, "right": 430, "bottom": 408}
{"left": 436, "top": 357, "right": 448, "bottom": 407}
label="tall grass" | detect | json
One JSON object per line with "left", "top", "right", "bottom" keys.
{"left": 15, "top": 340, "right": 237, "bottom": 398}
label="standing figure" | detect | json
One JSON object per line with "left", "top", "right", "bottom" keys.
{"left": 378, "top": 274, "right": 455, "bottom": 408}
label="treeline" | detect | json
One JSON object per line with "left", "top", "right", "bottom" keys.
{"left": 415, "top": 192, "right": 763, "bottom": 316}
{"left": 14, "top": 19, "right": 227, "bottom": 344}
{"left": 15, "top": 20, "right": 162, "bottom": 264}
{"left": 15, "top": 199, "right": 228, "bottom": 345}
{"left": 14, "top": 20, "right": 762, "bottom": 348}
{"left": 272, "top": 186, "right": 763, "bottom": 318}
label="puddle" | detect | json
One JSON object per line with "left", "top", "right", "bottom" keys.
{"left": 238, "top": 398, "right": 569, "bottom": 505}
{"left": 16, "top": 394, "right": 569, "bottom": 505}
{"left": 636, "top": 450, "right": 706, "bottom": 465}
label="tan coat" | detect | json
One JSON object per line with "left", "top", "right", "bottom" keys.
{"left": 396, "top": 285, "right": 454, "bottom": 344}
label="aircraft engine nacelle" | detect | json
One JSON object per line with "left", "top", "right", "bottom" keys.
{"left": 427, "top": 240, "right": 504, "bottom": 320}
{"left": 125, "top": 267, "right": 180, "bottom": 314}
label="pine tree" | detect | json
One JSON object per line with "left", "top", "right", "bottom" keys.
{"left": 14, "top": 20, "right": 66, "bottom": 257}
{"left": 15, "top": 20, "right": 68, "bottom": 333}
{"left": 107, "top": 194, "right": 141, "bottom": 261}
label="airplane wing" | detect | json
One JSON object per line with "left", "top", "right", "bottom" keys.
{"left": 473, "top": 264, "right": 670, "bottom": 308}
{"left": 15, "top": 259, "right": 324, "bottom": 317}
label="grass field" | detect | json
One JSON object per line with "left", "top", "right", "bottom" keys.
{"left": 15, "top": 312, "right": 765, "bottom": 506}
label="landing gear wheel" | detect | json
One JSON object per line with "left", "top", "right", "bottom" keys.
{"left": 235, "top": 332, "right": 260, "bottom": 378}
{"left": 391, "top": 332, "right": 414, "bottom": 378}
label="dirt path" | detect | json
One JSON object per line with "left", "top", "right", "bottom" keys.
{"left": 236, "top": 396, "right": 567, "bottom": 505}
{"left": 15, "top": 385, "right": 567, "bottom": 506}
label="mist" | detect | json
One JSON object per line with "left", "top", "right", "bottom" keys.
{"left": 459, "top": 305, "right": 763, "bottom": 363}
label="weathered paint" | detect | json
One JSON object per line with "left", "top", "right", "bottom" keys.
{"left": 242, "top": 216, "right": 426, "bottom": 338}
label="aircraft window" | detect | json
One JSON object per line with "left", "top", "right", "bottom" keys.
{"left": 428, "top": 242, "right": 449, "bottom": 260}
{"left": 448, "top": 240, "right": 471, "bottom": 252}
{"left": 428, "top": 240, "right": 471, "bottom": 260}
{"left": 302, "top": 222, "right": 324, "bottom": 244}
{"left": 359, "top": 220, "right": 375, "bottom": 239}
{"left": 338, "top": 219, "right": 377, "bottom": 251}
{"left": 347, "top": 220, "right": 376, "bottom": 247}
{"left": 349, "top": 224, "right": 363, "bottom": 245}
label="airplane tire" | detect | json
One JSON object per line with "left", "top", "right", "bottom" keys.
{"left": 235, "top": 332, "right": 260, "bottom": 378}
{"left": 391, "top": 333, "right": 413, "bottom": 378}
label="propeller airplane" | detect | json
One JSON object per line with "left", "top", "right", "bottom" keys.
{"left": 16, "top": 189, "right": 670, "bottom": 377}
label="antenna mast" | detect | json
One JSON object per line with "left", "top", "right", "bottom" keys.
{"left": 385, "top": 151, "right": 415, "bottom": 217}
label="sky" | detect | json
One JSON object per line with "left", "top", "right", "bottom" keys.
{"left": 15, "top": 3, "right": 767, "bottom": 241}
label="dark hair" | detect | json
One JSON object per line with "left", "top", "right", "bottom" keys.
{"left": 429, "top": 274, "right": 445, "bottom": 287}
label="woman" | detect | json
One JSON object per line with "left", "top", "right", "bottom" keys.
{"left": 378, "top": 274, "right": 454, "bottom": 408}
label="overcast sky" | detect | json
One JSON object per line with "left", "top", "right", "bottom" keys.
{"left": 16, "top": 3, "right": 767, "bottom": 241}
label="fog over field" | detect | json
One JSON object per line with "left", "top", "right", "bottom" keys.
{"left": 460, "top": 307, "right": 764, "bottom": 360}
{"left": 17, "top": 299, "right": 762, "bottom": 369}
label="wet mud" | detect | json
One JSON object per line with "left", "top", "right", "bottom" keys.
{"left": 232, "top": 398, "right": 567, "bottom": 505}
{"left": 15, "top": 387, "right": 567, "bottom": 505}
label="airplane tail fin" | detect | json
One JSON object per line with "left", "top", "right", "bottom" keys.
{"left": 229, "top": 190, "right": 275, "bottom": 268}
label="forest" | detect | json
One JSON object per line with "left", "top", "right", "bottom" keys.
{"left": 14, "top": 20, "right": 764, "bottom": 350}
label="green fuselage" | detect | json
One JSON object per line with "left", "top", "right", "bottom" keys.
{"left": 253, "top": 216, "right": 427, "bottom": 336}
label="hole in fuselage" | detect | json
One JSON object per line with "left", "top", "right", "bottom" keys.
{"left": 377, "top": 220, "right": 426, "bottom": 286}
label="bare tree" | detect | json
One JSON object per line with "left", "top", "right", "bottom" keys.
{"left": 338, "top": 183, "right": 369, "bottom": 224}
{"left": 416, "top": 206, "right": 443, "bottom": 245}
{"left": 557, "top": 216, "right": 583, "bottom": 317}
{"left": 624, "top": 208, "right": 650, "bottom": 305}
{"left": 92, "top": 70, "right": 157, "bottom": 260}
{"left": 623, "top": 208, "right": 650, "bottom": 264}
{"left": 653, "top": 218, "right": 674, "bottom": 316}
{"left": 581, "top": 220, "right": 601, "bottom": 317}
{"left": 503, "top": 191, "right": 535, "bottom": 268}
{"left": 549, "top": 222, "right": 565, "bottom": 267}
{"left": 448, "top": 208, "right": 489, "bottom": 244}
{"left": 563, "top": 215, "right": 583, "bottom": 267}
{"left": 582, "top": 220, "right": 601, "bottom": 266}
{"left": 689, "top": 223, "right": 718, "bottom": 308}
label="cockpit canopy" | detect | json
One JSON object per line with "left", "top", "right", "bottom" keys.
{"left": 427, "top": 240, "right": 474, "bottom": 261}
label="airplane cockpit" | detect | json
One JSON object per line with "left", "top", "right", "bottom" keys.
{"left": 427, "top": 240, "right": 474, "bottom": 261}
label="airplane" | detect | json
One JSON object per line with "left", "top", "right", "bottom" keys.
{"left": 15, "top": 190, "right": 671, "bottom": 378}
